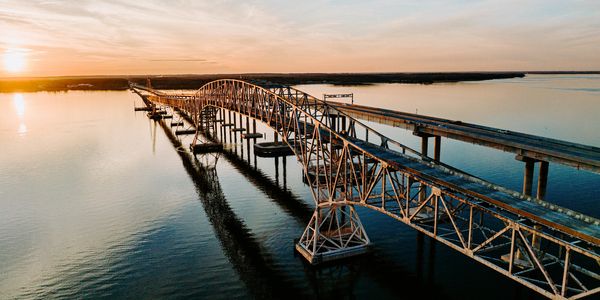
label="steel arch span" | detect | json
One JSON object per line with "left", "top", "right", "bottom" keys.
{"left": 132, "top": 79, "right": 600, "bottom": 299}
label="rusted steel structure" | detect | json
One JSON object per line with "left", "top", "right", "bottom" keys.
{"left": 131, "top": 80, "right": 599, "bottom": 299}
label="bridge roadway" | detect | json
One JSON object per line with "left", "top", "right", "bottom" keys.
{"left": 132, "top": 81, "right": 599, "bottom": 299}
{"left": 331, "top": 102, "right": 600, "bottom": 173}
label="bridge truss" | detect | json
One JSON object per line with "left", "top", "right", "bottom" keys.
{"left": 132, "top": 79, "right": 600, "bottom": 299}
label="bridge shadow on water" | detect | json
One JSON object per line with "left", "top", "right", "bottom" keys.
{"left": 157, "top": 119, "right": 301, "bottom": 298}
{"left": 155, "top": 117, "right": 455, "bottom": 299}
{"left": 220, "top": 141, "right": 313, "bottom": 225}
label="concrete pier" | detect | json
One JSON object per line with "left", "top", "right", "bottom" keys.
{"left": 517, "top": 155, "right": 535, "bottom": 196}
{"left": 537, "top": 161, "right": 549, "bottom": 200}
{"left": 254, "top": 142, "right": 294, "bottom": 157}
{"left": 242, "top": 133, "right": 263, "bottom": 139}
{"left": 434, "top": 136, "right": 441, "bottom": 162}
{"left": 147, "top": 112, "right": 163, "bottom": 120}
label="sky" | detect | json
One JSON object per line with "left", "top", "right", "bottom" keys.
{"left": 0, "top": 0, "right": 599, "bottom": 77}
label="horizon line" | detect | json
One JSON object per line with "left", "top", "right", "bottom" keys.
{"left": 2, "top": 70, "right": 600, "bottom": 80}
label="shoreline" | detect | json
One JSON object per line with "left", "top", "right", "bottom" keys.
{"left": 0, "top": 72, "right": 526, "bottom": 93}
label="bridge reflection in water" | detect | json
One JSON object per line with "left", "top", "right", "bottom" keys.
{"left": 133, "top": 79, "right": 599, "bottom": 299}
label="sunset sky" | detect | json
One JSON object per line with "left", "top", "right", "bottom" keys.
{"left": 1, "top": 0, "right": 599, "bottom": 77}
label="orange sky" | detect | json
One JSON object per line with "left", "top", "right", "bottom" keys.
{"left": 1, "top": 0, "right": 600, "bottom": 77}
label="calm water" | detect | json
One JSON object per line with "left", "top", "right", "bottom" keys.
{"left": 1, "top": 75, "right": 599, "bottom": 299}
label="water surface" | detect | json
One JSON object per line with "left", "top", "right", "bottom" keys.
{"left": 1, "top": 74, "right": 599, "bottom": 299}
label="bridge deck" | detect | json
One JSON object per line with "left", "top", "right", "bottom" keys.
{"left": 335, "top": 103, "right": 600, "bottom": 173}
{"left": 355, "top": 140, "right": 600, "bottom": 245}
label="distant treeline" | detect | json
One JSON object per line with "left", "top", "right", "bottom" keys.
{"left": 526, "top": 71, "right": 600, "bottom": 74}
{"left": 0, "top": 72, "right": 527, "bottom": 92}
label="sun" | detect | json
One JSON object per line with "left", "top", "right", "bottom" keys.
{"left": 3, "top": 49, "right": 27, "bottom": 73}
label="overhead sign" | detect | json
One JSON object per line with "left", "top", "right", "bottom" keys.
{"left": 323, "top": 93, "right": 354, "bottom": 104}
{"left": 324, "top": 93, "right": 353, "bottom": 98}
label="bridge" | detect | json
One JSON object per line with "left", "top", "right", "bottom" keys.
{"left": 131, "top": 79, "right": 599, "bottom": 299}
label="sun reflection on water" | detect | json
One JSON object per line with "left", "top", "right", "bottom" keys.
{"left": 13, "top": 93, "right": 27, "bottom": 135}
{"left": 18, "top": 123, "right": 27, "bottom": 135}
{"left": 13, "top": 93, "right": 25, "bottom": 116}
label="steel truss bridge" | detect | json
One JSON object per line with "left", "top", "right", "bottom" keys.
{"left": 131, "top": 79, "right": 600, "bottom": 299}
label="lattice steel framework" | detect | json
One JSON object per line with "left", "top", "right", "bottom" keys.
{"left": 132, "top": 80, "right": 600, "bottom": 299}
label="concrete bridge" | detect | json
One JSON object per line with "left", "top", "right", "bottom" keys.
{"left": 131, "top": 79, "right": 599, "bottom": 299}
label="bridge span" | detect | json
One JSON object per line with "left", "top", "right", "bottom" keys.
{"left": 131, "top": 80, "right": 599, "bottom": 299}
{"left": 332, "top": 102, "right": 600, "bottom": 173}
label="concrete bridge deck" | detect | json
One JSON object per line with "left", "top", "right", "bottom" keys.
{"left": 333, "top": 102, "right": 600, "bottom": 173}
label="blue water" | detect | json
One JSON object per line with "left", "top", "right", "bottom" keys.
{"left": 1, "top": 75, "right": 598, "bottom": 299}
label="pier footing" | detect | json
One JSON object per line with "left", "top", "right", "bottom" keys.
{"left": 254, "top": 142, "right": 294, "bottom": 157}
{"left": 175, "top": 129, "right": 197, "bottom": 135}
{"left": 241, "top": 133, "right": 263, "bottom": 139}
{"left": 296, "top": 205, "right": 371, "bottom": 265}
{"left": 147, "top": 112, "right": 163, "bottom": 120}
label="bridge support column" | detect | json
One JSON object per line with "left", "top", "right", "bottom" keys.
{"left": 517, "top": 155, "right": 535, "bottom": 196}
{"left": 296, "top": 204, "right": 370, "bottom": 265}
{"left": 228, "top": 111, "right": 233, "bottom": 142}
{"left": 537, "top": 161, "right": 549, "bottom": 200}
{"left": 421, "top": 136, "right": 429, "bottom": 157}
{"left": 516, "top": 155, "right": 550, "bottom": 200}
{"left": 434, "top": 136, "right": 441, "bottom": 162}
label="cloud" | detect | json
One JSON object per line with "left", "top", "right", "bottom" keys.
{"left": 1, "top": 0, "right": 599, "bottom": 76}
